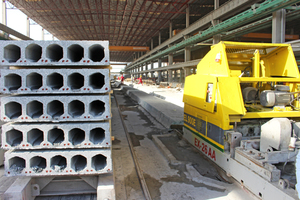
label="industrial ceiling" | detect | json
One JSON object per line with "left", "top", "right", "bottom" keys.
{"left": 7, "top": 0, "right": 231, "bottom": 62}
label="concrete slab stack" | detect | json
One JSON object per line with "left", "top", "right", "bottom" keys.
{"left": 0, "top": 41, "right": 113, "bottom": 198}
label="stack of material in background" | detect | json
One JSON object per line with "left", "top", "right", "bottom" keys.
{"left": 0, "top": 41, "right": 114, "bottom": 199}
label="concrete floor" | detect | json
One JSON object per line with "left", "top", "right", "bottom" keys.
{"left": 112, "top": 86, "right": 257, "bottom": 200}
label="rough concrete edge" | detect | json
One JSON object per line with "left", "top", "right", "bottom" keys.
{"left": 152, "top": 134, "right": 182, "bottom": 165}
{"left": 4, "top": 177, "right": 32, "bottom": 200}
{"left": 185, "top": 163, "right": 228, "bottom": 190}
{"left": 121, "top": 85, "right": 184, "bottom": 127}
{"left": 153, "top": 134, "right": 228, "bottom": 191}
{"left": 124, "top": 89, "right": 177, "bottom": 128}
{"left": 0, "top": 176, "right": 17, "bottom": 199}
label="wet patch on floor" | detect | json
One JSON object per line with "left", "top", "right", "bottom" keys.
{"left": 117, "top": 102, "right": 154, "bottom": 128}
{"left": 124, "top": 169, "right": 143, "bottom": 195}
{"left": 112, "top": 138, "right": 121, "bottom": 145}
{"left": 114, "top": 90, "right": 137, "bottom": 106}
{"left": 129, "top": 132, "right": 145, "bottom": 147}
{"left": 143, "top": 173, "right": 163, "bottom": 200}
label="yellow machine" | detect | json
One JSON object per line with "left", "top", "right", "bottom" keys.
{"left": 183, "top": 41, "right": 300, "bottom": 199}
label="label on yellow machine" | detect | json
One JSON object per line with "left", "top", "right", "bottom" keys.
{"left": 183, "top": 125, "right": 224, "bottom": 163}
{"left": 184, "top": 112, "right": 224, "bottom": 152}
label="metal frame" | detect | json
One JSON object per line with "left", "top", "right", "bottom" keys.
{"left": 183, "top": 128, "right": 298, "bottom": 200}
{"left": 127, "top": 0, "right": 300, "bottom": 71}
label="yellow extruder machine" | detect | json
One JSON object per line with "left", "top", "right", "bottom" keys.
{"left": 183, "top": 41, "right": 300, "bottom": 199}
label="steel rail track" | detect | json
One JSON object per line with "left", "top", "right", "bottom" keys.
{"left": 113, "top": 91, "right": 152, "bottom": 200}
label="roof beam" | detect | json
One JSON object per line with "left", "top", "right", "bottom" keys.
{"left": 0, "top": 23, "right": 32, "bottom": 40}
{"left": 126, "top": 0, "right": 300, "bottom": 70}
{"left": 129, "top": 0, "right": 262, "bottom": 66}
{"left": 110, "top": 46, "right": 150, "bottom": 51}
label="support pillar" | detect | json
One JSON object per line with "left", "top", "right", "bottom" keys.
{"left": 158, "top": 71, "right": 162, "bottom": 83}
{"left": 26, "top": 17, "right": 30, "bottom": 37}
{"left": 151, "top": 62, "right": 154, "bottom": 78}
{"left": 184, "top": 68, "right": 192, "bottom": 77}
{"left": 168, "top": 54, "right": 173, "bottom": 66}
{"left": 185, "top": 47, "right": 191, "bottom": 62}
{"left": 169, "top": 21, "right": 173, "bottom": 38}
{"left": 2, "top": 0, "right": 6, "bottom": 25}
{"left": 213, "top": 0, "right": 221, "bottom": 44}
{"left": 272, "top": 9, "right": 286, "bottom": 43}
{"left": 168, "top": 70, "right": 172, "bottom": 83}
{"left": 151, "top": 38, "right": 154, "bottom": 50}
{"left": 180, "top": 68, "right": 184, "bottom": 83}
{"left": 186, "top": 5, "right": 189, "bottom": 28}
{"left": 42, "top": 28, "right": 45, "bottom": 40}
{"left": 159, "top": 31, "right": 161, "bottom": 45}
{"left": 158, "top": 58, "right": 162, "bottom": 82}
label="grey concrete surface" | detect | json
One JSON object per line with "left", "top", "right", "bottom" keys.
{"left": 0, "top": 40, "right": 110, "bottom": 66}
{"left": 5, "top": 148, "right": 112, "bottom": 177}
{"left": 121, "top": 85, "right": 184, "bottom": 128}
{"left": 1, "top": 95, "right": 111, "bottom": 122}
{"left": 113, "top": 87, "right": 257, "bottom": 200}
{"left": 0, "top": 68, "right": 110, "bottom": 94}
{"left": 2, "top": 122, "right": 110, "bottom": 150}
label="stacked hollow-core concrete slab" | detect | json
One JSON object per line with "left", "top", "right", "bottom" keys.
{"left": 0, "top": 68, "right": 110, "bottom": 94}
{"left": 0, "top": 40, "right": 113, "bottom": 198}
{"left": 0, "top": 40, "right": 109, "bottom": 66}
{"left": 2, "top": 122, "right": 111, "bottom": 149}
{"left": 1, "top": 95, "right": 110, "bottom": 122}
{"left": 5, "top": 149, "right": 112, "bottom": 176}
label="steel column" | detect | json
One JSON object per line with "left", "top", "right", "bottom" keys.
{"left": 168, "top": 54, "right": 173, "bottom": 66}
{"left": 186, "top": 5, "right": 189, "bottom": 28}
{"left": 169, "top": 21, "right": 173, "bottom": 38}
{"left": 272, "top": 9, "right": 286, "bottom": 43}
{"left": 151, "top": 38, "right": 153, "bottom": 50}
{"left": 2, "top": 0, "right": 6, "bottom": 25}
{"left": 26, "top": 17, "right": 30, "bottom": 37}
{"left": 213, "top": 0, "right": 221, "bottom": 44}
{"left": 185, "top": 46, "right": 191, "bottom": 62}
{"left": 41, "top": 28, "right": 44, "bottom": 40}
{"left": 159, "top": 31, "right": 161, "bottom": 45}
